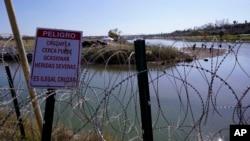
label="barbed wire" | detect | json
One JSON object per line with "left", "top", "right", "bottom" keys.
{"left": 0, "top": 34, "right": 249, "bottom": 140}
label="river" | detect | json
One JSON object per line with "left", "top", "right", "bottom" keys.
{"left": 0, "top": 39, "right": 250, "bottom": 140}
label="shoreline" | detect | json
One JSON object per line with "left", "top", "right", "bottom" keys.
{"left": 180, "top": 47, "right": 227, "bottom": 60}
{"left": 0, "top": 47, "right": 227, "bottom": 65}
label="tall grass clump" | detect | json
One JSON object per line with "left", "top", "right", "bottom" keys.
{"left": 146, "top": 45, "right": 179, "bottom": 61}
{"left": 81, "top": 43, "right": 189, "bottom": 65}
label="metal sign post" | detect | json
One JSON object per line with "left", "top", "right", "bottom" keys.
{"left": 5, "top": 65, "right": 26, "bottom": 139}
{"left": 41, "top": 89, "right": 56, "bottom": 141}
{"left": 30, "top": 28, "right": 82, "bottom": 140}
{"left": 134, "top": 40, "right": 153, "bottom": 141}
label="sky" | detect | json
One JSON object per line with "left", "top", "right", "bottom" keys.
{"left": 1, "top": 0, "right": 249, "bottom": 36}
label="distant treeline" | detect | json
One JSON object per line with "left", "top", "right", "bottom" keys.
{"left": 124, "top": 20, "right": 250, "bottom": 40}
{"left": 168, "top": 20, "right": 250, "bottom": 37}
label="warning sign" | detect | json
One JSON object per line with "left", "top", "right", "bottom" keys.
{"left": 30, "top": 28, "right": 82, "bottom": 88}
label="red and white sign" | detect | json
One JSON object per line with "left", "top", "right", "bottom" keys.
{"left": 30, "top": 28, "right": 82, "bottom": 88}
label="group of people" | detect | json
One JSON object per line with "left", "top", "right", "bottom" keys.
{"left": 192, "top": 43, "right": 232, "bottom": 53}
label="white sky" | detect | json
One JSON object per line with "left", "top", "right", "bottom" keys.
{"left": 1, "top": 0, "right": 249, "bottom": 36}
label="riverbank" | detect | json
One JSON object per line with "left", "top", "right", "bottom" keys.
{"left": 180, "top": 47, "right": 227, "bottom": 60}
{"left": 81, "top": 42, "right": 193, "bottom": 65}
{"left": 1, "top": 41, "right": 229, "bottom": 64}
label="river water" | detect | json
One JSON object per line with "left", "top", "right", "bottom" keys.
{"left": 0, "top": 39, "right": 250, "bottom": 140}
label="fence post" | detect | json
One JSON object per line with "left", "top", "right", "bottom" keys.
{"left": 5, "top": 65, "right": 26, "bottom": 139}
{"left": 4, "top": 0, "right": 43, "bottom": 132}
{"left": 134, "top": 39, "right": 153, "bottom": 141}
{"left": 42, "top": 89, "right": 56, "bottom": 141}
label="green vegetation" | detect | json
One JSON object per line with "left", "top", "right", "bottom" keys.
{"left": 108, "top": 28, "right": 121, "bottom": 41}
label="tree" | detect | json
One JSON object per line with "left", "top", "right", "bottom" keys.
{"left": 233, "top": 20, "right": 237, "bottom": 27}
{"left": 108, "top": 28, "right": 121, "bottom": 41}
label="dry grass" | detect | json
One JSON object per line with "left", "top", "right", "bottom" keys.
{"left": 0, "top": 38, "right": 34, "bottom": 52}
{"left": 82, "top": 41, "right": 189, "bottom": 65}
{"left": 0, "top": 109, "right": 41, "bottom": 140}
{"left": 0, "top": 109, "right": 115, "bottom": 141}
{"left": 22, "top": 39, "right": 35, "bottom": 52}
